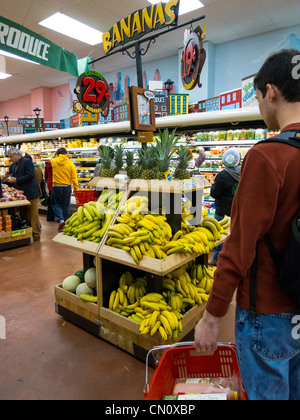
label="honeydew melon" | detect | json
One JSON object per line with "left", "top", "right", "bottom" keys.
{"left": 62, "top": 276, "right": 82, "bottom": 293}
{"left": 84, "top": 267, "right": 97, "bottom": 289}
{"left": 76, "top": 282, "right": 94, "bottom": 297}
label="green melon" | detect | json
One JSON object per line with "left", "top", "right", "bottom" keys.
{"left": 62, "top": 276, "right": 82, "bottom": 293}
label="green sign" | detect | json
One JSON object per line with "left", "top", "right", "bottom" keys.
{"left": 0, "top": 16, "right": 80, "bottom": 77}
{"left": 102, "top": 0, "right": 180, "bottom": 54}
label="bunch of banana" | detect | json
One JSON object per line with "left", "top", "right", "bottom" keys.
{"left": 190, "top": 263, "right": 215, "bottom": 294}
{"left": 108, "top": 275, "right": 147, "bottom": 314}
{"left": 98, "top": 189, "right": 126, "bottom": 213}
{"left": 63, "top": 201, "right": 114, "bottom": 243}
{"left": 106, "top": 195, "right": 173, "bottom": 264}
{"left": 200, "top": 216, "right": 230, "bottom": 241}
{"left": 138, "top": 293, "right": 183, "bottom": 342}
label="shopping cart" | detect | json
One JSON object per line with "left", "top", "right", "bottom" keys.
{"left": 144, "top": 342, "right": 247, "bottom": 400}
{"left": 74, "top": 189, "right": 97, "bottom": 207}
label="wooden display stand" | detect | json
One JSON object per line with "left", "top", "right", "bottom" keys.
{"left": 0, "top": 199, "right": 33, "bottom": 251}
{"left": 53, "top": 179, "right": 227, "bottom": 363}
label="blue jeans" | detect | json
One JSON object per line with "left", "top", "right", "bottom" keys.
{"left": 213, "top": 214, "right": 224, "bottom": 262}
{"left": 235, "top": 305, "right": 300, "bottom": 400}
{"left": 52, "top": 186, "right": 71, "bottom": 222}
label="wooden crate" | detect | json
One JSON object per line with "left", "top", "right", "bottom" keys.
{"left": 52, "top": 232, "right": 101, "bottom": 256}
{"left": 98, "top": 303, "right": 206, "bottom": 359}
{"left": 55, "top": 284, "right": 100, "bottom": 323}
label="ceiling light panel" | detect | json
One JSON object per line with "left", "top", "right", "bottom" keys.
{"left": 39, "top": 12, "right": 103, "bottom": 46}
{"left": 147, "top": 0, "right": 204, "bottom": 15}
{"left": 0, "top": 50, "right": 40, "bottom": 64}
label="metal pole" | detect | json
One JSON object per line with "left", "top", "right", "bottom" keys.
{"left": 135, "top": 42, "right": 144, "bottom": 88}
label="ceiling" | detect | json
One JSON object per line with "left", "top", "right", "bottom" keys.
{"left": 1, "top": 0, "right": 300, "bottom": 105}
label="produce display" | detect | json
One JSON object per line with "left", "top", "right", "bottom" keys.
{"left": 63, "top": 189, "right": 125, "bottom": 242}
{"left": 106, "top": 194, "right": 230, "bottom": 264}
{"left": 62, "top": 267, "right": 98, "bottom": 303}
{"left": 108, "top": 261, "right": 216, "bottom": 342}
{"left": 0, "top": 184, "right": 27, "bottom": 202}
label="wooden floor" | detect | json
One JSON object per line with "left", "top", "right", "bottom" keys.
{"left": 0, "top": 216, "right": 149, "bottom": 400}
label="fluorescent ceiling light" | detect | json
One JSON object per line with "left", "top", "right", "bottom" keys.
{"left": 0, "top": 50, "right": 40, "bottom": 65}
{"left": 147, "top": 0, "right": 204, "bottom": 15}
{"left": 39, "top": 12, "right": 103, "bottom": 46}
{"left": 0, "top": 72, "right": 12, "bottom": 79}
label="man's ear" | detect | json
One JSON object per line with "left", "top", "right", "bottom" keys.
{"left": 266, "top": 83, "right": 278, "bottom": 103}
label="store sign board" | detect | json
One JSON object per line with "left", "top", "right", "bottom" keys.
{"left": 181, "top": 26, "right": 206, "bottom": 90}
{"left": 102, "top": 0, "right": 180, "bottom": 54}
{"left": 0, "top": 16, "right": 79, "bottom": 77}
{"left": 74, "top": 71, "right": 111, "bottom": 114}
{"left": 18, "top": 118, "right": 35, "bottom": 125}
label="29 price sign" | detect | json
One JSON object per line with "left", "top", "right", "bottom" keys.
{"left": 74, "top": 71, "right": 110, "bottom": 114}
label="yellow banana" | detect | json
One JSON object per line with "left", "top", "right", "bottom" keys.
{"left": 159, "top": 314, "right": 172, "bottom": 337}
{"left": 150, "top": 320, "right": 161, "bottom": 336}
{"left": 109, "top": 290, "right": 116, "bottom": 310}
{"left": 113, "top": 290, "right": 120, "bottom": 311}
{"left": 149, "top": 310, "right": 160, "bottom": 329}
{"left": 162, "top": 310, "right": 177, "bottom": 330}
{"left": 159, "top": 326, "right": 168, "bottom": 341}
{"left": 140, "top": 293, "right": 164, "bottom": 303}
{"left": 130, "top": 248, "right": 140, "bottom": 265}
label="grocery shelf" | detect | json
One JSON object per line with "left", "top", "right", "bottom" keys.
{"left": 0, "top": 107, "right": 263, "bottom": 145}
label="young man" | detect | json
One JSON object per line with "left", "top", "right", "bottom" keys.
{"left": 51, "top": 148, "right": 79, "bottom": 232}
{"left": 194, "top": 49, "right": 300, "bottom": 400}
{"left": 6, "top": 147, "right": 41, "bottom": 241}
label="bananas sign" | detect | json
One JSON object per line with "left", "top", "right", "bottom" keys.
{"left": 102, "top": 0, "right": 180, "bottom": 54}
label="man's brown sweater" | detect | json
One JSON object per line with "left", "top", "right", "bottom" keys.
{"left": 206, "top": 123, "right": 300, "bottom": 317}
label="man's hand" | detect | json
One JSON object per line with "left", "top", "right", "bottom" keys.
{"left": 7, "top": 177, "right": 17, "bottom": 184}
{"left": 194, "top": 310, "right": 221, "bottom": 353}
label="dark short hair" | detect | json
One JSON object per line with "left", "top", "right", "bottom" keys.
{"left": 56, "top": 148, "right": 68, "bottom": 156}
{"left": 254, "top": 49, "right": 300, "bottom": 102}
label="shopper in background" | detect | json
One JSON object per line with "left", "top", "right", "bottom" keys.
{"left": 51, "top": 148, "right": 79, "bottom": 232}
{"left": 194, "top": 49, "right": 300, "bottom": 400}
{"left": 5, "top": 147, "right": 41, "bottom": 241}
{"left": 194, "top": 147, "right": 206, "bottom": 168}
{"left": 209, "top": 148, "right": 241, "bottom": 265}
{"left": 44, "top": 160, "right": 55, "bottom": 222}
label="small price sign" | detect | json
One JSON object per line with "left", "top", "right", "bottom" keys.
{"left": 74, "top": 71, "right": 110, "bottom": 114}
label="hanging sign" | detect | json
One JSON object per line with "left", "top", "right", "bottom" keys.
{"left": 181, "top": 25, "right": 206, "bottom": 90}
{"left": 74, "top": 71, "right": 111, "bottom": 114}
{"left": 0, "top": 16, "right": 80, "bottom": 77}
{"left": 102, "top": 0, "right": 180, "bottom": 54}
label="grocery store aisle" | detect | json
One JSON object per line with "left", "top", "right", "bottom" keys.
{"left": 0, "top": 216, "right": 149, "bottom": 400}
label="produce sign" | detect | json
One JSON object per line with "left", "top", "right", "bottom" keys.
{"left": 181, "top": 26, "right": 206, "bottom": 90}
{"left": 102, "top": 0, "right": 180, "bottom": 54}
{"left": 74, "top": 71, "right": 110, "bottom": 114}
{"left": 0, "top": 16, "right": 79, "bottom": 77}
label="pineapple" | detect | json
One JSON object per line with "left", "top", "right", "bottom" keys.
{"left": 114, "top": 144, "right": 124, "bottom": 175}
{"left": 100, "top": 146, "right": 115, "bottom": 178}
{"left": 140, "top": 147, "right": 158, "bottom": 180}
{"left": 125, "top": 151, "right": 135, "bottom": 179}
{"left": 174, "top": 146, "right": 191, "bottom": 180}
{"left": 155, "top": 128, "right": 178, "bottom": 180}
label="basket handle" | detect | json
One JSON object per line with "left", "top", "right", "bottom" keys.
{"left": 144, "top": 341, "right": 236, "bottom": 397}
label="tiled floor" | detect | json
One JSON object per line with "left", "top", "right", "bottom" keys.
{"left": 0, "top": 216, "right": 149, "bottom": 400}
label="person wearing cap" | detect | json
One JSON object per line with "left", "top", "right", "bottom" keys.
{"left": 208, "top": 147, "right": 241, "bottom": 265}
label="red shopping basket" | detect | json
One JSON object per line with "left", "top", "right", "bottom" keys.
{"left": 144, "top": 342, "right": 247, "bottom": 400}
{"left": 74, "top": 189, "right": 97, "bottom": 207}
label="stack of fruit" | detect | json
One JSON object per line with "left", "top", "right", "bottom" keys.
{"left": 108, "top": 261, "right": 216, "bottom": 342}
{"left": 106, "top": 194, "right": 230, "bottom": 263}
{"left": 63, "top": 189, "right": 125, "bottom": 243}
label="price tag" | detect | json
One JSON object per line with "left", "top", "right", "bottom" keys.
{"left": 74, "top": 71, "right": 110, "bottom": 114}
{"left": 11, "top": 229, "right": 26, "bottom": 237}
